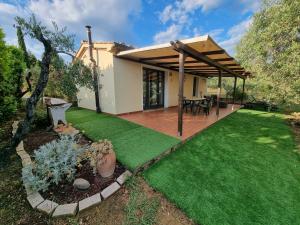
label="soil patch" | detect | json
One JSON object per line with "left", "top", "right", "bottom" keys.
{"left": 23, "top": 129, "right": 58, "bottom": 154}
{"left": 54, "top": 177, "right": 195, "bottom": 225}
{"left": 43, "top": 161, "right": 125, "bottom": 204}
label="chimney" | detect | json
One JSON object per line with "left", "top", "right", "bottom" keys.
{"left": 85, "top": 25, "right": 101, "bottom": 113}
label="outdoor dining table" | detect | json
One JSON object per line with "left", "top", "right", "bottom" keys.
{"left": 184, "top": 97, "right": 206, "bottom": 114}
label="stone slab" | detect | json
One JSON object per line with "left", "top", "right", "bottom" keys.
{"left": 16, "top": 141, "right": 24, "bottom": 152}
{"left": 52, "top": 203, "right": 78, "bottom": 217}
{"left": 101, "top": 182, "right": 120, "bottom": 199}
{"left": 37, "top": 199, "right": 58, "bottom": 215}
{"left": 78, "top": 193, "right": 101, "bottom": 212}
{"left": 22, "top": 157, "right": 32, "bottom": 167}
{"left": 24, "top": 183, "right": 35, "bottom": 195}
{"left": 116, "top": 170, "right": 132, "bottom": 185}
{"left": 27, "top": 192, "right": 44, "bottom": 209}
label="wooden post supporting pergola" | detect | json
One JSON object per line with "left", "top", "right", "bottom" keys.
{"left": 170, "top": 40, "right": 246, "bottom": 137}
{"left": 241, "top": 78, "right": 246, "bottom": 105}
{"left": 178, "top": 51, "right": 186, "bottom": 136}
{"left": 233, "top": 76, "right": 237, "bottom": 104}
{"left": 216, "top": 70, "right": 222, "bottom": 117}
{"left": 170, "top": 40, "right": 248, "bottom": 136}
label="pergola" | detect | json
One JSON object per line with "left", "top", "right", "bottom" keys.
{"left": 117, "top": 35, "right": 251, "bottom": 136}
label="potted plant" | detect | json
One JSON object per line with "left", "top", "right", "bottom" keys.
{"left": 79, "top": 139, "right": 116, "bottom": 178}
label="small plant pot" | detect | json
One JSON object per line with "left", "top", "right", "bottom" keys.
{"left": 97, "top": 151, "right": 116, "bottom": 178}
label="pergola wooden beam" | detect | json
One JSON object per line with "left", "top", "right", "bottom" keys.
{"left": 170, "top": 63, "right": 241, "bottom": 68}
{"left": 140, "top": 49, "right": 226, "bottom": 61}
{"left": 158, "top": 57, "right": 235, "bottom": 65}
{"left": 171, "top": 40, "right": 241, "bottom": 78}
{"left": 184, "top": 68, "right": 245, "bottom": 72}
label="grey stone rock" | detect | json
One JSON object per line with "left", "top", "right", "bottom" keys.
{"left": 52, "top": 203, "right": 78, "bottom": 217}
{"left": 78, "top": 193, "right": 101, "bottom": 212}
{"left": 37, "top": 199, "right": 58, "bottom": 215}
{"left": 101, "top": 182, "right": 120, "bottom": 199}
{"left": 73, "top": 178, "right": 90, "bottom": 190}
{"left": 27, "top": 192, "right": 44, "bottom": 209}
{"left": 116, "top": 170, "right": 132, "bottom": 185}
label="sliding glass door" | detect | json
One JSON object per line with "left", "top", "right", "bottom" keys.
{"left": 143, "top": 68, "right": 165, "bottom": 110}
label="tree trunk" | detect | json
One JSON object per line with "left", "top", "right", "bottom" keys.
{"left": 0, "top": 41, "right": 52, "bottom": 165}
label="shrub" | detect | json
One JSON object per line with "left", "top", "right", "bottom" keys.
{"left": 78, "top": 139, "right": 114, "bottom": 174}
{"left": 22, "top": 135, "right": 85, "bottom": 192}
{"left": 31, "top": 107, "right": 49, "bottom": 129}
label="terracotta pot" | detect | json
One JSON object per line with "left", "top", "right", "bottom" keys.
{"left": 96, "top": 151, "right": 116, "bottom": 178}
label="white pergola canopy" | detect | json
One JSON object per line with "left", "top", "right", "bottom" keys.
{"left": 117, "top": 35, "right": 250, "bottom": 78}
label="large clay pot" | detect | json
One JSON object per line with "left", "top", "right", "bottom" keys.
{"left": 96, "top": 151, "right": 116, "bottom": 178}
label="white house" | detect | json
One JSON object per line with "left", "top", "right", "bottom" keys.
{"left": 75, "top": 35, "right": 249, "bottom": 117}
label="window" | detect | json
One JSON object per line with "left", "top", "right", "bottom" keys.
{"left": 192, "top": 77, "right": 199, "bottom": 97}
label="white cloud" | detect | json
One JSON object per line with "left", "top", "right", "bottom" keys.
{"left": 28, "top": 0, "right": 141, "bottom": 42}
{"left": 159, "top": 0, "right": 222, "bottom": 24}
{"left": 154, "top": 0, "right": 222, "bottom": 44}
{"left": 0, "top": 2, "right": 19, "bottom": 14}
{"left": 240, "top": 0, "right": 261, "bottom": 13}
{"left": 219, "top": 17, "right": 252, "bottom": 55}
{"left": 204, "top": 28, "right": 224, "bottom": 40}
{"left": 0, "top": 0, "right": 141, "bottom": 59}
{"left": 153, "top": 24, "right": 182, "bottom": 44}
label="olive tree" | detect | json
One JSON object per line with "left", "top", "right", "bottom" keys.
{"left": 236, "top": 0, "right": 300, "bottom": 106}
{"left": 0, "top": 15, "right": 93, "bottom": 164}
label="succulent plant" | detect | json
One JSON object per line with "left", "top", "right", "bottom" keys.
{"left": 78, "top": 139, "right": 114, "bottom": 174}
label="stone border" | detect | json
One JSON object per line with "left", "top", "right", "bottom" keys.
{"left": 13, "top": 121, "right": 132, "bottom": 218}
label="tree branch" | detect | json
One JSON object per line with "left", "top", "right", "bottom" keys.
{"left": 56, "top": 50, "right": 75, "bottom": 59}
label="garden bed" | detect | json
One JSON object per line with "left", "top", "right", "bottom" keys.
{"left": 23, "top": 127, "right": 127, "bottom": 204}
{"left": 43, "top": 160, "right": 125, "bottom": 204}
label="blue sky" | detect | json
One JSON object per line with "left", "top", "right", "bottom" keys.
{"left": 0, "top": 0, "right": 260, "bottom": 58}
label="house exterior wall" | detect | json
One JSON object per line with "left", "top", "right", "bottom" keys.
{"left": 76, "top": 45, "right": 207, "bottom": 114}
{"left": 112, "top": 58, "right": 208, "bottom": 114}
{"left": 113, "top": 57, "right": 144, "bottom": 114}
{"left": 77, "top": 44, "right": 117, "bottom": 114}
{"left": 166, "top": 71, "right": 207, "bottom": 107}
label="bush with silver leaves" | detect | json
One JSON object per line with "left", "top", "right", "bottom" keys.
{"left": 22, "top": 135, "right": 85, "bottom": 192}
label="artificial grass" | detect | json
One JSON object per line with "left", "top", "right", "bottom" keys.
{"left": 144, "top": 109, "right": 300, "bottom": 225}
{"left": 66, "top": 108, "right": 180, "bottom": 171}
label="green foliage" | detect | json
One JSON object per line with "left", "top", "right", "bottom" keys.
{"left": 22, "top": 135, "right": 85, "bottom": 192}
{"left": 31, "top": 107, "right": 49, "bottom": 129}
{"left": 59, "top": 60, "right": 94, "bottom": 101}
{"left": 207, "top": 77, "right": 246, "bottom": 100}
{"left": 0, "top": 28, "right": 25, "bottom": 122}
{"left": 236, "top": 0, "right": 300, "bottom": 106}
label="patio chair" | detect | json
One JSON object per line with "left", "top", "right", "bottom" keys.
{"left": 192, "top": 99, "right": 204, "bottom": 115}
{"left": 198, "top": 98, "right": 213, "bottom": 116}
{"left": 183, "top": 99, "right": 192, "bottom": 113}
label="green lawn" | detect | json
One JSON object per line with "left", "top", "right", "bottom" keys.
{"left": 66, "top": 108, "right": 180, "bottom": 171}
{"left": 144, "top": 109, "right": 300, "bottom": 225}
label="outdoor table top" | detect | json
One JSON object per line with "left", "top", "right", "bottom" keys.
{"left": 184, "top": 97, "right": 206, "bottom": 101}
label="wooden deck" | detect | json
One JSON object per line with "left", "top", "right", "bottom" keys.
{"left": 119, "top": 104, "right": 241, "bottom": 140}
